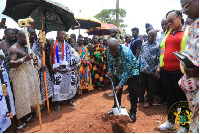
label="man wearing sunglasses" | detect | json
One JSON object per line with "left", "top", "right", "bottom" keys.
{"left": 179, "top": 0, "right": 199, "bottom": 133}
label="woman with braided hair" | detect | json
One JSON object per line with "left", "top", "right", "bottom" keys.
{"left": 156, "top": 10, "right": 189, "bottom": 132}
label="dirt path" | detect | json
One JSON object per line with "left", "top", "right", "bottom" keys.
{"left": 6, "top": 85, "right": 176, "bottom": 133}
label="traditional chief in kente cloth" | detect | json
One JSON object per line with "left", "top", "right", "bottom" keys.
{"left": 8, "top": 30, "right": 41, "bottom": 129}
{"left": 0, "top": 49, "right": 15, "bottom": 133}
{"left": 49, "top": 30, "right": 80, "bottom": 109}
{"left": 27, "top": 27, "right": 53, "bottom": 103}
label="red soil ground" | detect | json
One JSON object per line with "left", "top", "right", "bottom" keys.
{"left": 6, "top": 85, "right": 177, "bottom": 133}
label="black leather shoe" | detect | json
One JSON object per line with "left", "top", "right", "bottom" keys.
{"left": 130, "top": 113, "right": 136, "bottom": 122}
{"left": 107, "top": 110, "right": 113, "bottom": 115}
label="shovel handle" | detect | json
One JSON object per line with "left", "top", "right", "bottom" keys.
{"left": 107, "top": 76, "right": 121, "bottom": 113}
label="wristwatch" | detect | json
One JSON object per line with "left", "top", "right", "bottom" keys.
{"left": 20, "top": 58, "right": 25, "bottom": 64}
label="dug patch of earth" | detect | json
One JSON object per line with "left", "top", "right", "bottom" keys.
{"left": 6, "top": 85, "right": 177, "bottom": 133}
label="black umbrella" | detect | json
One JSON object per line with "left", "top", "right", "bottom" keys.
{"left": 74, "top": 17, "right": 102, "bottom": 29}
{"left": 2, "top": 0, "right": 79, "bottom": 117}
{"left": 2, "top": 0, "right": 79, "bottom": 33}
{"left": 86, "top": 23, "right": 122, "bottom": 36}
{"left": 71, "top": 17, "right": 101, "bottom": 35}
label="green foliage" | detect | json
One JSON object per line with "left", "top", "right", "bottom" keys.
{"left": 94, "top": 8, "right": 127, "bottom": 35}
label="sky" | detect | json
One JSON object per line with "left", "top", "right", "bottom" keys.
{"left": 0, "top": 0, "right": 184, "bottom": 39}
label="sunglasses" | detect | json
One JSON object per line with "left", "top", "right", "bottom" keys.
{"left": 181, "top": 0, "right": 193, "bottom": 12}
{"left": 167, "top": 17, "right": 178, "bottom": 24}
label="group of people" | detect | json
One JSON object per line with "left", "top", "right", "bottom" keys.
{"left": 0, "top": 25, "right": 111, "bottom": 132}
{"left": 0, "top": 0, "right": 199, "bottom": 133}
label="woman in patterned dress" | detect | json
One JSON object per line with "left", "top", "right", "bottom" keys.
{"left": 91, "top": 35, "right": 107, "bottom": 89}
{"left": 75, "top": 36, "right": 93, "bottom": 94}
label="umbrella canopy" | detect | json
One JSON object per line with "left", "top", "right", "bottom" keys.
{"left": 86, "top": 23, "right": 122, "bottom": 36}
{"left": 2, "top": 0, "right": 79, "bottom": 33}
{"left": 73, "top": 17, "right": 102, "bottom": 29}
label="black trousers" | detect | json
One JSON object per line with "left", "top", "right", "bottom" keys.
{"left": 155, "top": 69, "right": 167, "bottom": 102}
{"left": 113, "top": 75, "right": 139, "bottom": 115}
{"left": 139, "top": 72, "right": 156, "bottom": 105}
{"left": 162, "top": 69, "right": 188, "bottom": 123}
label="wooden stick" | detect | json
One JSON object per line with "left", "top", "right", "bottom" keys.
{"left": 18, "top": 17, "right": 42, "bottom": 129}
{"left": 40, "top": 3, "right": 51, "bottom": 115}
{"left": 39, "top": 30, "right": 50, "bottom": 115}
{"left": 24, "top": 27, "right": 42, "bottom": 129}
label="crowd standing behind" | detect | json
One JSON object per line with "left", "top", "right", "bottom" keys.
{"left": 0, "top": 0, "right": 199, "bottom": 132}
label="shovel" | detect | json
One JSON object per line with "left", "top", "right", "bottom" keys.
{"left": 107, "top": 76, "right": 129, "bottom": 116}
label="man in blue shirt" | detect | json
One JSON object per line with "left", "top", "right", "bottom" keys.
{"left": 130, "top": 27, "right": 142, "bottom": 59}
{"left": 138, "top": 30, "right": 160, "bottom": 108}
{"left": 106, "top": 38, "right": 139, "bottom": 122}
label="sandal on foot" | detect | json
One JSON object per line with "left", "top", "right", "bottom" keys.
{"left": 25, "top": 115, "right": 32, "bottom": 122}
{"left": 69, "top": 101, "right": 77, "bottom": 107}
{"left": 54, "top": 105, "right": 61, "bottom": 111}
{"left": 25, "top": 114, "right": 37, "bottom": 122}
{"left": 29, "top": 116, "right": 37, "bottom": 122}
{"left": 17, "top": 123, "right": 29, "bottom": 132}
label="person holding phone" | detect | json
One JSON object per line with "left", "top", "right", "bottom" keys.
{"left": 178, "top": 0, "right": 199, "bottom": 133}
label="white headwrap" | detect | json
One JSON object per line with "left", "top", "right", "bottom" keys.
{"left": 0, "top": 49, "right": 5, "bottom": 57}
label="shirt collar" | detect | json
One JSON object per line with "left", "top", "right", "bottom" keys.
{"left": 147, "top": 40, "right": 157, "bottom": 45}
{"left": 170, "top": 25, "right": 185, "bottom": 35}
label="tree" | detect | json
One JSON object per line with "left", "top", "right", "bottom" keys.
{"left": 94, "top": 9, "right": 127, "bottom": 35}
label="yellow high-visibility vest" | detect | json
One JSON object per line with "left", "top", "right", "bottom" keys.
{"left": 159, "top": 26, "right": 190, "bottom": 67}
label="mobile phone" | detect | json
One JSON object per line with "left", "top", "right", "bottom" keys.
{"left": 1, "top": 18, "right": 6, "bottom": 24}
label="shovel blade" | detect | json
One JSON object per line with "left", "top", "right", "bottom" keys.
{"left": 112, "top": 107, "right": 129, "bottom": 116}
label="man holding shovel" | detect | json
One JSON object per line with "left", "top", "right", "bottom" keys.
{"left": 106, "top": 38, "right": 139, "bottom": 122}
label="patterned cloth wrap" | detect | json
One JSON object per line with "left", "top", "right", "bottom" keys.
{"left": 91, "top": 44, "right": 108, "bottom": 87}
{"left": 52, "top": 40, "right": 80, "bottom": 101}
{"left": 0, "top": 60, "right": 15, "bottom": 132}
{"left": 178, "top": 19, "right": 199, "bottom": 133}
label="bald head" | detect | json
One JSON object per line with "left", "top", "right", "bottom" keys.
{"left": 17, "top": 30, "right": 25, "bottom": 37}
{"left": 108, "top": 38, "right": 119, "bottom": 46}
{"left": 27, "top": 27, "right": 36, "bottom": 43}
{"left": 17, "top": 30, "right": 27, "bottom": 45}
{"left": 161, "top": 18, "right": 168, "bottom": 32}
{"left": 148, "top": 30, "right": 157, "bottom": 44}
{"left": 148, "top": 29, "right": 157, "bottom": 35}
{"left": 108, "top": 38, "right": 120, "bottom": 57}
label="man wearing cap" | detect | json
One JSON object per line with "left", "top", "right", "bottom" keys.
{"left": 144, "top": 23, "right": 154, "bottom": 42}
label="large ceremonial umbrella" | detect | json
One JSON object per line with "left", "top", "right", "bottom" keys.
{"left": 72, "top": 16, "right": 102, "bottom": 35}
{"left": 74, "top": 17, "right": 102, "bottom": 29}
{"left": 2, "top": 0, "right": 79, "bottom": 33}
{"left": 2, "top": 0, "right": 78, "bottom": 126}
{"left": 86, "top": 23, "right": 122, "bottom": 36}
